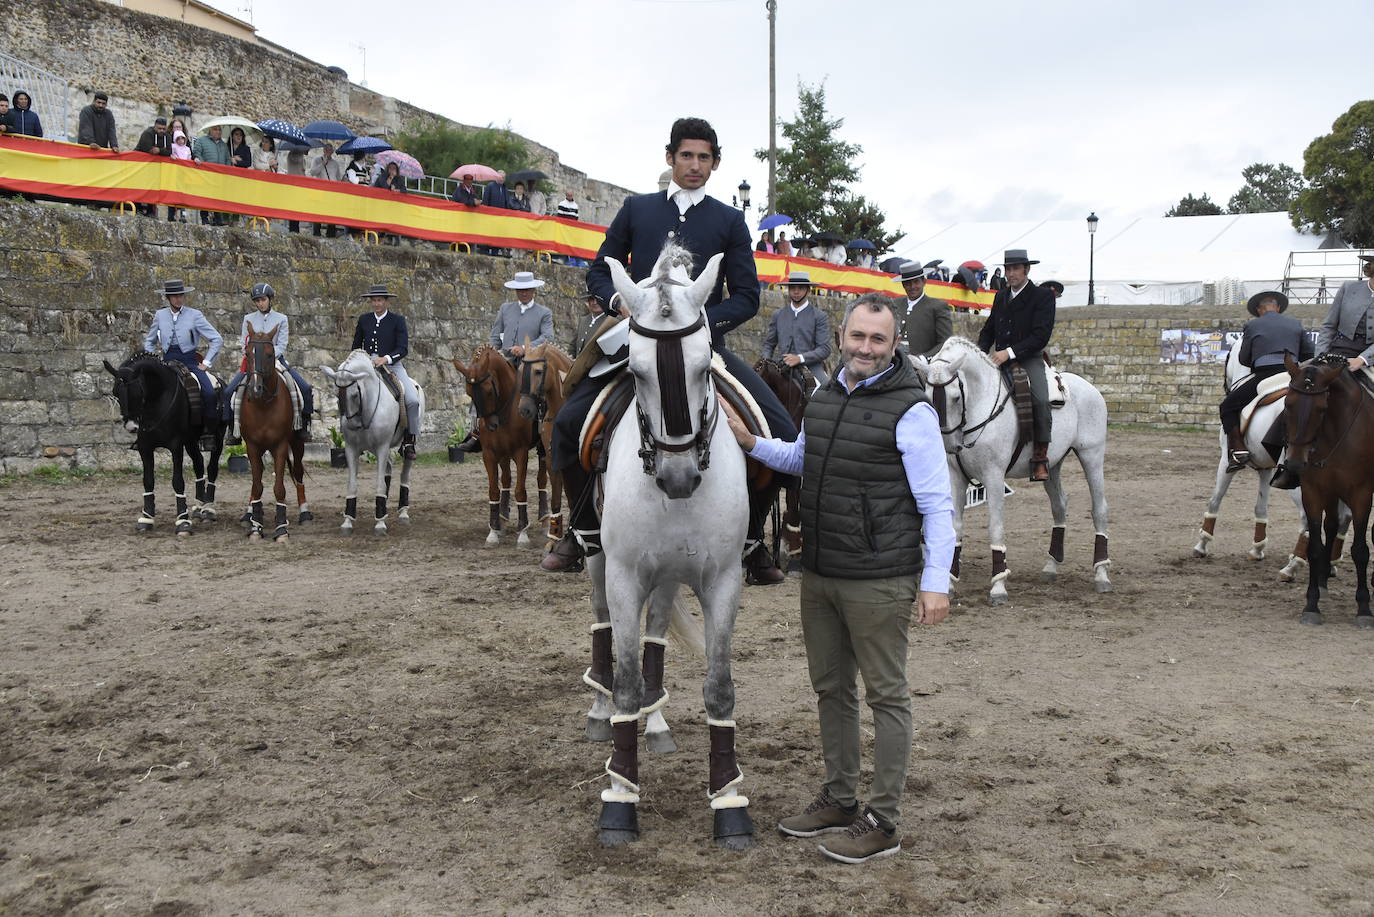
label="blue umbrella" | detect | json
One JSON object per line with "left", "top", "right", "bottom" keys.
{"left": 273, "top": 138, "right": 319, "bottom": 153}
{"left": 847, "top": 238, "right": 876, "bottom": 250}
{"left": 257, "top": 119, "right": 313, "bottom": 146}
{"left": 337, "top": 136, "right": 393, "bottom": 155}
{"left": 758, "top": 213, "right": 792, "bottom": 231}
{"left": 303, "top": 120, "right": 356, "bottom": 142}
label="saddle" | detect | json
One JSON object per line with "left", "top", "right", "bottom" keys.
{"left": 578, "top": 354, "right": 774, "bottom": 489}
{"left": 1238, "top": 372, "right": 1290, "bottom": 439}
{"left": 376, "top": 365, "right": 409, "bottom": 435}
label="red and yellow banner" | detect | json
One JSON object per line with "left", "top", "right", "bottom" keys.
{"left": 0, "top": 136, "right": 991, "bottom": 309}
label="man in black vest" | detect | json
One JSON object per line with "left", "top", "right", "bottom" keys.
{"left": 977, "top": 249, "right": 1056, "bottom": 481}
{"left": 727, "top": 293, "right": 954, "bottom": 864}
{"left": 541, "top": 116, "right": 796, "bottom": 583}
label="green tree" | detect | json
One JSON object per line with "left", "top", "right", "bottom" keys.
{"left": 1165, "top": 193, "right": 1224, "bottom": 217}
{"left": 756, "top": 80, "right": 896, "bottom": 247}
{"left": 1227, "top": 163, "right": 1305, "bottom": 213}
{"left": 1291, "top": 100, "right": 1374, "bottom": 246}
{"left": 390, "top": 121, "right": 534, "bottom": 180}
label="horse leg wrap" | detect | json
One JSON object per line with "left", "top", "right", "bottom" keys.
{"left": 205, "top": 481, "right": 216, "bottom": 504}
{"left": 141, "top": 491, "right": 157, "bottom": 521}
{"left": 499, "top": 489, "right": 511, "bottom": 521}
{"left": 1048, "top": 526, "right": 1066, "bottom": 564}
{"left": 1201, "top": 513, "right": 1218, "bottom": 536}
{"left": 488, "top": 501, "right": 501, "bottom": 532}
{"left": 784, "top": 521, "right": 802, "bottom": 557}
{"left": 345, "top": 496, "right": 357, "bottom": 522}
{"left": 991, "top": 546, "right": 1009, "bottom": 584}
{"left": 1253, "top": 518, "right": 1268, "bottom": 552}
{"left": 275, "top": 502, "right": 289, "bottom": 537}
{"left": 537, "top": 489, "right": 549, "bottom": 521}
{"left": 951, "top": 543, "right": 962, "bottom": 582}
{"left": 605, "top": 716, "right": 640, "bottom": 791}
{"left": 174, "top": 492, "right": 189, "bottom": 528}
{"left": 374, "top": 496, "right": 387, "bottom": 522}
{"left": 547, "top": 512, "right": 564, "bottom": 540}
{"left": 398, "top": 484, "right": 410, "bottom": 511}
{"left": 583, "top": 623, "right": 614, "bottom": 697}
{"left": 1093, "top": 533, "right": 1110, "bottom": 567}
{"left": 707, "top": 720, "right": 745, "bottom": 800}
{"left": 639, "top": 638, "right": 668, "bottom": 715}
{"left": 517, "top": 502, "right": 529, "bottom": 534}
{"left": 1294, "top": 531, "right": 1309, "bottom": 561}
{"left": 250, "top": 500, "right": 264, "bottom": 533}
{"left": 573, "top": 528, "right": 602, "bottom": 558}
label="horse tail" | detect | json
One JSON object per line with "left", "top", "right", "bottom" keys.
{"left": 667, "top": 597, "right": 706, "bottom": 657}
{"left": 288, "top": 445, "right": 308, "bottom": 483}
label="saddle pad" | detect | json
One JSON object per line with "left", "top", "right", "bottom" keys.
{"left": 1043, "top": 360, "right": 1068, "bottom": 408}
{"left": 169, "top": 361, "right": 203, "bottom": 424}
{"left": 233, "top": 368, "right": 306, "bottom": 429}
{"left": 711, "top": 353, "right": 771, "bottom": 441}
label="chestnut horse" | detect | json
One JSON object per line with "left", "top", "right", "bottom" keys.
{"left": 453, "top": 346, "right": 547, "bottom": 546}
{"left": 1283, "top": 352, "right": 1374, "bottom": 626}
{"left": 240, "top": 329, "right": 310, "bottom": 542}
{"left": 754, "top": 357, "right": 808, "bottom": 569}
{"left": 518, "top": 341, "right": 572, "bottom": 547}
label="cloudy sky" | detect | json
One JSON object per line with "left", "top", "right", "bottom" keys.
{"left": 228, "top": 0, "right": 1368, "bottom": 256}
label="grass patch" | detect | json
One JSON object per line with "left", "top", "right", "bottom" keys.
{"left": 1108, "top": 422, "right": 1209, "bottom": 434}
{"left": 0, "top": 465, "right": 137, "bottom": 488}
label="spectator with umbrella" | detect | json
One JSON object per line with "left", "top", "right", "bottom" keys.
{"left": 776, "top": 232, "right": 792, "bottom": 257}
{"left": 253, "top": 136, "right": 278, "bottom": 173}
{"left": 309, "top": 143, "right": 346, "bottom": 237}
{"left": 848, "top": 238, "right": 877, "bottom": 269}
{"left": 812, "top": 230, "right": 847, "bottom": 265}
{"left": 508, "top": 169, "right": 549, "bottom": 215}
{"left": 451, "top": 170, "right": 479, "bottom": 206}
{"left": 373, "top": 161, "right": 407, "bottom": 246}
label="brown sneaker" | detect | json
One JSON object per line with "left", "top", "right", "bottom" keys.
{"left": 817, "top": 809, "right": 901, "bottom": 864}
{"left": 777, "top": 790, "right": 858, "bottom": 838}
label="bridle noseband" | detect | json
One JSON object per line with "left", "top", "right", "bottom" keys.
{"left": 628, "top": 312, "right": 716, "bottom": 475}
{"left": 246, "top": 339, "right": 278, "bottom": 403}
{"left": 518, "top": 356, "right": 550, "bottom": 421}
{"left": 469, "top": 356, "right": 515, "bottom": 429}
{"left": 1286, "top": 367, "right": 1366, "bottom": 470}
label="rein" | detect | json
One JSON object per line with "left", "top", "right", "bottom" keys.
{"left": 245, "top": 341, "right": 278, "bottom": 404}
{"left": 470, "top": 363, "right": 516, "bottom": 426}
{"left": 335, "top": 366, "right": 382, "bottom": 430}
{"left": 928, "top": 369, "right": 1012, "bottom": 443}
{"left": 519, "top": 356, "right": 550, "bottom": 422}
{"left": 1288, "top": 374, "right": 1369, "bottom": 470}
{"left": 627, "top": 312, "right": 715, "bottom": 475}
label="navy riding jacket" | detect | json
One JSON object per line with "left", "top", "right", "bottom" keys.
{"left": 351, "top": 311, "right": 410, "bottom": 363}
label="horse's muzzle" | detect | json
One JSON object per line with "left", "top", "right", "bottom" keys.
{"left": 517, "top": 397, "right": 536, "bottom": 421}
{"left": 655, "top": 465, "right": 701, "bottom": 499}
{"left": 124, "top": 420, "right": 139, "bottom": 433}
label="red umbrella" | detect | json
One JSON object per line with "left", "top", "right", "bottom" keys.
{"left": 451, "top": 164, "right": 504, "bottom": 182}
{"left": 960, "top": 260, "right": 986, "bottom": 270}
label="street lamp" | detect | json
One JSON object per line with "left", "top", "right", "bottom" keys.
{"left": 738, "top": 179, "right": 752, "bottom": 211}
{"left": 1086, "top": 211, "right": 1099, "bottom": 305}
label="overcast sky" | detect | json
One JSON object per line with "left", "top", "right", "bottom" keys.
{"left": 226, "top": 0, "right": 1369, "bottom": 256}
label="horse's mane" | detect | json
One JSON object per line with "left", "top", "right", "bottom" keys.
{"left": 936, "top": 336, "right": 999, "bottom": 372}
{"left": 645, "top": 241, "right": 697, "bottom": 318}
{"left": 125, "top": 350, "right": 162, "bottom": 368}
{"left": 1312, "top": 353, "right": 1348, "bottom": 369}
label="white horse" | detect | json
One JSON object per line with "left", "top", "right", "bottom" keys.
{"left": 918, "top": 337, "right": 1111, "bottom": 604}
{"left": 584, "top": 244, "right": 754, "bottom": 851}
{"left": 1193, "top": 345, "right": 1349, "bottom": 580}
{"left": 321, "top": 349, "right": 425, "bottom": 535}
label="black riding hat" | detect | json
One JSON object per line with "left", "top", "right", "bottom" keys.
{"left": 1246, "top": 290, "right": 1289, "bottom": 317}
{"left": 249, "top": 282, "right": 275, "bottom": 299}
{"left": 158, "top": 279, "right": 194, "bottom": 296}
{"left": 360, "top": 284, "right": 398, "bottom": 299}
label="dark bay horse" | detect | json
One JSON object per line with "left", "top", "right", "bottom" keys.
{"left": 104, "top": 352, "right": 223, "bottom": 535}
{"left": 240, "top": 330, "right": 310, "bottom": 542}
{"left": 754, "top": 357, "right": 809, "bottom": 569}
{"left": 453, "top": 346, "right": 547, "bottom": 546}
{"left": 1283, "top": 352, "right": 1374, "bottom": 626}
{"left": 518, "top": 341, "right": 572, "bottom": 548}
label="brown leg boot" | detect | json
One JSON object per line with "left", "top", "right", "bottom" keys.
{"left": 1029, "top": 441, "right": 1050, "bottom": 482}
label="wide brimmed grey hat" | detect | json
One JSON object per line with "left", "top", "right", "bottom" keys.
{"left": 1247, "top": 290, "right": 1289, "bottom": 317}
{"left": 779, "top": 271, "right": 813, "bottom": 286}
{"left": 1001, "top": 249, "right": 1040, "bottom": 266}
{"left": 504, "top": 271, "right": 545, "bottom": 290}
{"left": 360, "top": 284, "right": 398, "bottom": 298}
{"left": 892, "top": 261, "right": 930, "bottom": 284}
{"left": 158, "top": 279, "right": 195, "bottom": 296}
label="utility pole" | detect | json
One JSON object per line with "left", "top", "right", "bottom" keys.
{"left": 767, "top": 0, "right": 777, "bottom": 216}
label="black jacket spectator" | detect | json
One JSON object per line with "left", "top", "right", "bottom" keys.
{"left": 135, "top": 124, "right": 172, "bottom": 156}
{"left": 78, "top": 97, "right": 118, "bottom": 149}
{"left": 451, "top": 182, "right": 478, "bottom": 206}
{"left": 6, "top": 91, "right": 42, "bottom": 137}
{"left": 482, "top": 181, "right": 512, "bottom": 209}
{"left": 373, "top": 169, "right": 406, "bottom": 193}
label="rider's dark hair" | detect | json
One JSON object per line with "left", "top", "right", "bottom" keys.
{"left": 666, "top": 118, "right": 721, "bottom": 160}
{"left": 841, "top": 293, "right": 898, "bottom": 337}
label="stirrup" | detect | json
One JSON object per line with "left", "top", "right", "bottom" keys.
{"left": 1226, "top": 449, "right": 1250, "bottom": 472}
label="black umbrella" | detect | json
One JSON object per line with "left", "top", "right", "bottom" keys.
{"left": 506, "top": 169, "right": 549, "bottom": 186}
{"left": 811, "top": 230, "right": 845, "bottom": 243}
{"left": 922, "top": 259, "right": 944, "bottom": 271}
{"left": 878, "top": 256, "right": 907, "bottom": 273}
{"left": 957, "top": 265, "right": 982, "bottom": 291}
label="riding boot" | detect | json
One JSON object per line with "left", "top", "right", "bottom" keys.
{"left": 455, "top": 431, "right": 482, "bottom": 454}
{"left": 297, "top": 413, "right": 312, "bottom": 443}
{"left": 401, "top": 432, "right": 417, "bottom": 460}
{"left": 1225, "top": 428, "right": 1249, "bottom": 473}
{"left": 1029, "top": 441, "right": 1050, "bottom": 482}
{"left": 1271, "top": 463, "right": 1302, "bottom": 490}
{"left": 541, "top": 463, "right": 598, "bottom": 572}
{"left": 744, "top": 485, "right": 785, "bottom": 586}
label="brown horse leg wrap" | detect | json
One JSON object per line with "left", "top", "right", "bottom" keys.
{"left": 991, "top": 548, "right": 1007, "bottom": 578}
{"left": 1201, "top": 515, "right": 1217, "bottom": 536}
{"left": 708, "top": 723, "right": 743, "bottom": 795}
{"left": 547, "top": 512, "right": 564, "bottom": 540}
{"left": 586, "top": 625, "right": 614, "bottom": 694}
{"left": 1294, "top": 531, "right": 1309, "bottom": 561}
{"left": 641, "top": 639, "right": 666, "bottom": 713}
{"left": 1253, "top": 520, "right": 1268, "bottom": 547}
{"left": 609, "top": 719, "right": 639, "bottom": 787}
{"left": 1049, "top": 525, "right": 1066, "bottom": 563}
{"left": 1093, "top": 533, "right": 1110, "bottom": 566}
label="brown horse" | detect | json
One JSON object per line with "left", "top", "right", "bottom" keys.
{"left": 518, "top": 341, "right": 573, "bottom": 547}
{"left": 453, "top": 345, "right": 547, "bottom": 546}
{"left": 240, "top": 329, "right": 310, "bottom": 541}
{"left": 754, "top": 357, "right": 810, "bottom": 569}
{"left": 1283, "top": 352, "right": 1374, "bottom": 626}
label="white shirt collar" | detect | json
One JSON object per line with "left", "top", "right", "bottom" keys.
{"left": 666, "top": 179, "right": 707, "bottom": 215}
{"left": 789, "top": 299, "right": 810, "bottom": 315}
{"left": 519, "top": 300, "right": 536, "bottom": 314}
{"left": 373, "top": 310, "right": 389, "bottom": 323}
{"left": 1008, "top": 282, "right": 1028, "bottom": 299}
{"left": 906, "top": 295, "right": 925, "bottom": 308}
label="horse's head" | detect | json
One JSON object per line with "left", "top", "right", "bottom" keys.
{"left": 924, "top": 337, "right": 985, "bottom": 440}
{"left": 244, "top": 328, "right": 279, "bottom": 401}
{"left": 607, "top": 243, "right": 721, "bottom": 499}
{"left": 518, "top": 340, "right": 551, "bottom": 421}
{"left": 1283, "top": 352, "right": 1349, "bottom": 473}
{"left": 322, "top": 350, "right": 375, "bottom": 426}
{"left": 456, "top": 346, "right": 512, "bottom": 431}
{"left": 103, "top": 352, "right": 159, "bottom": 433}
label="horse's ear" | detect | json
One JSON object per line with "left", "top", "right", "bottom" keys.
{"left": 103, "top": 359, "right": 118, "bottom": 376}
{"left": 686, "top": 253, "right": 724, "bottom": 315}
{"left": 1284, "top": 351, "right": 1300, "bottom": 378}
{"left": 321, "top": 366, "right": 337, "bottom": 380}
{"left": 451, "top": 358, "right": 470, "bottom": 378}
{"left": 557, "top": 369, "right": 567, "bottom": 384}
{"left": 605, "top": 257, "right": 639, "bottom": 313}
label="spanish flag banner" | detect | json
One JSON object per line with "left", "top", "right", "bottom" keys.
{"left": 0, "top": 136, "right": 991, "bottom": 310}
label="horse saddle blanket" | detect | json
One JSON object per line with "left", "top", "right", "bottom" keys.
{"left": 232, "top": 367, "right": 306, "bottom": 429}
{"left": 564, "top": 315, "right": 626, "bottom": 398}
{"left": 168, "top": 361, "right": 222, "bottom": 426}
{"left": 1238, "top": 372, "right": 1290, "bottom": 437}
{"left": 578, "top": 354, "right": 773, "bottom": 488}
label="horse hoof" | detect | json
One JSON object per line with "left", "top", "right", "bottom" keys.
{"left": 517, "top": 533, "right": 530, "bottom": 547}
{"left": 713, "top": 807, "right": 755, "bottom": 850}
{"left": 585, "top": 718, "right": 612, "bottom": 742}
{"left": 598, "top": 801, "right": 639, "bottom": 846}
{"left": 485, "top": 532, "right": 499, "bottom": 546}
{"left": 248, "top": 532, "right": 262, "bottom": 542}
{"left": 398, "top": 514, "right": 411, "bottom": 525}
{"left": 1191, "top": 548, "right": 1207, "bottom": 559}
{"left": 645, "top": 730, "right": 677, "bottom": 754}
{"left": 340, "top": 526, "right": 354, "bottom": 535}
{"left": 1300, "top": 612, "right": 1324, "bottom": 626}
{"left": 1357, "top": 616, "right": 1374, "bottom": 630}
{"left": 176, "top": 530, "right": 191, "bottom": 538}
{"left": 135, "top": 523, "right": 153, "bottom": 533}
{"left": 200, "top": 509, "right": 217, "bottom": 522}
{"left": 299, "top": 511, "right": 314, "bottom": 524}
{"left": 598, "top": 829, "right": 639, "bottom": 848}
{"left": 988, "top": 593, "right": 1008, "bottom": 606}
{"left": 275, "top": 534, "right": 289, "bottom": 543}
{"left": 374, "top": 526, "right": 387, "bottom": 536}
{"left": 1041, "top": 571, "right": 1057, "bottom": 584}
{"left": 1095, "top": 581, "right": 1114, "bottom": 594}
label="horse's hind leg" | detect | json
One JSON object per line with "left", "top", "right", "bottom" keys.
{"left": 1300, "top": 491, "right": 1328, "bottom": 625}
{"left": 484, "top": 452, "right": 501, "bottom": 546}
{"left": 135, "top": 447, "right": 157, "bottom": 532}
{"left": 1041, "top": 462, "right": 1068, "bottom": 583}
{"left": 396, "top": 453, "right": 414, "bottom": 524}
{"left": 171, "top": 444, "right": 192, "bottom": 537}
{"left": 188, "top": 445, "right": 207, "bottom": 520}
{"left": 291, "top": 438, "right": 312, "bottom": 524}
{"left": 536, "top": 442, "right": 550, "bottom": 525}
{"left": 1077, "top": 443, "right": 1113, "bottom": 593}
{"left": 1250, "top": 468, "right": 1272, "bottom": 561}
{"left": 499, "top": 458, "right": 513, "bottom": 522}
{"left": 1280, "top": 489, "right": 1309, "bottom": 582}
{"left": 985, "top": 472, "right": 1011, "bottom": 605}
{"left": 642, "top": 583, "right": 679, "bottom": 754}
{"left": 1194, "top": 439, "right": 1234, "bottom": 558}
{"left": 584, "top": 552, "right": 614, "bottom": 742}
{"left": 271, "top": 447, "right": 290, "bottom": 542}
{"left": 201, "top": 438, "right": 221, "bottom": 521}
{"left": 696, "top": 572, "right": 754, "bottom": 851}
{"left": 1350, "top": 497, "right": 1372, "bottom": 627}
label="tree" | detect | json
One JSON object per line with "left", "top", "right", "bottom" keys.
{"left": 756, "top": 81, "right": 897, "bottom": 248}
{"left": 1227, "top": 163, "right": 1305, "bottom": 213}
{"left": 1291, "top": 100, "right": 1374, "bottom": 247}
{"left": 1165, "top": 193, "right": 1223, "bottom": 217}
{"left": 390, "top": 121, "right": 533, "bottom": 180}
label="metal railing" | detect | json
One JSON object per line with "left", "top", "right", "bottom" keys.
{"left": 1283, "top": 248, "right": 1367, "bottom": 305}
{"left": 0, "top": 50, "right": 71, "bottom": 142}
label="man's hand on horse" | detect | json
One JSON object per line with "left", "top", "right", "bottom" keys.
{"left": 511, "top": 345, "right": 526, "bottom": 358}
{"left": 1349, "top": 356, "right": 1368, "bottom": 372}
{"left": 916, "top": 591, "right": 950, "bottom": 625}
{"left": 198, "top": 362, "right": 210, "bottom": 371}
{"left": 371, "top": 355, "right": 388, "bottom": 368}
{"left": 719, "top": 395, "right": 756, "bottom": 451}
{"left": 783, "top": 353, "right": 803, "bottom": 368}
{"left": 992, "top": 349, "right": 1011, "bottom": 366}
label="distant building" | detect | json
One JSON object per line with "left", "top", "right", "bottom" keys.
{"left": 110, "top": 0, "right": 258, "bottom": 44}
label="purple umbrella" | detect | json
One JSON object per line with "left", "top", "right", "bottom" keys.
{"left": 375, "top": 150, "right": 423, "bottom": 180}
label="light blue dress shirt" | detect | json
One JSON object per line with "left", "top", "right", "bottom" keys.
{"left": 746, "top": 363, "right": 956, "bottom": 593}
{"left": 240, "top": 309, "right": 290, "bottom": 359}
{"left": 144, "top": 305, "right": 223, "bottom": 366}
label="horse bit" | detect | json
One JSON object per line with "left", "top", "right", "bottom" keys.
{"left": 628, "top": 312, "right": 717, "bottom": 476}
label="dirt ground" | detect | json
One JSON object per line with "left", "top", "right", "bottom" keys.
{"left": 2, "top": 427, "right": 1373, "bottom": 916}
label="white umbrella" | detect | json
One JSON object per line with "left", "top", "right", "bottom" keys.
{"left": 198, "top": 116, "right": 262, "bottom": 136}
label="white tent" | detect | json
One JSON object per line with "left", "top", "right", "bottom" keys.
{"left": 902, "top": 212, "right": 1340, "bottom": 307}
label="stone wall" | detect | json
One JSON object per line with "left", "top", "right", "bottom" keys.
{"left": 3, "top": 0, "right": 635, "bottom": 224}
